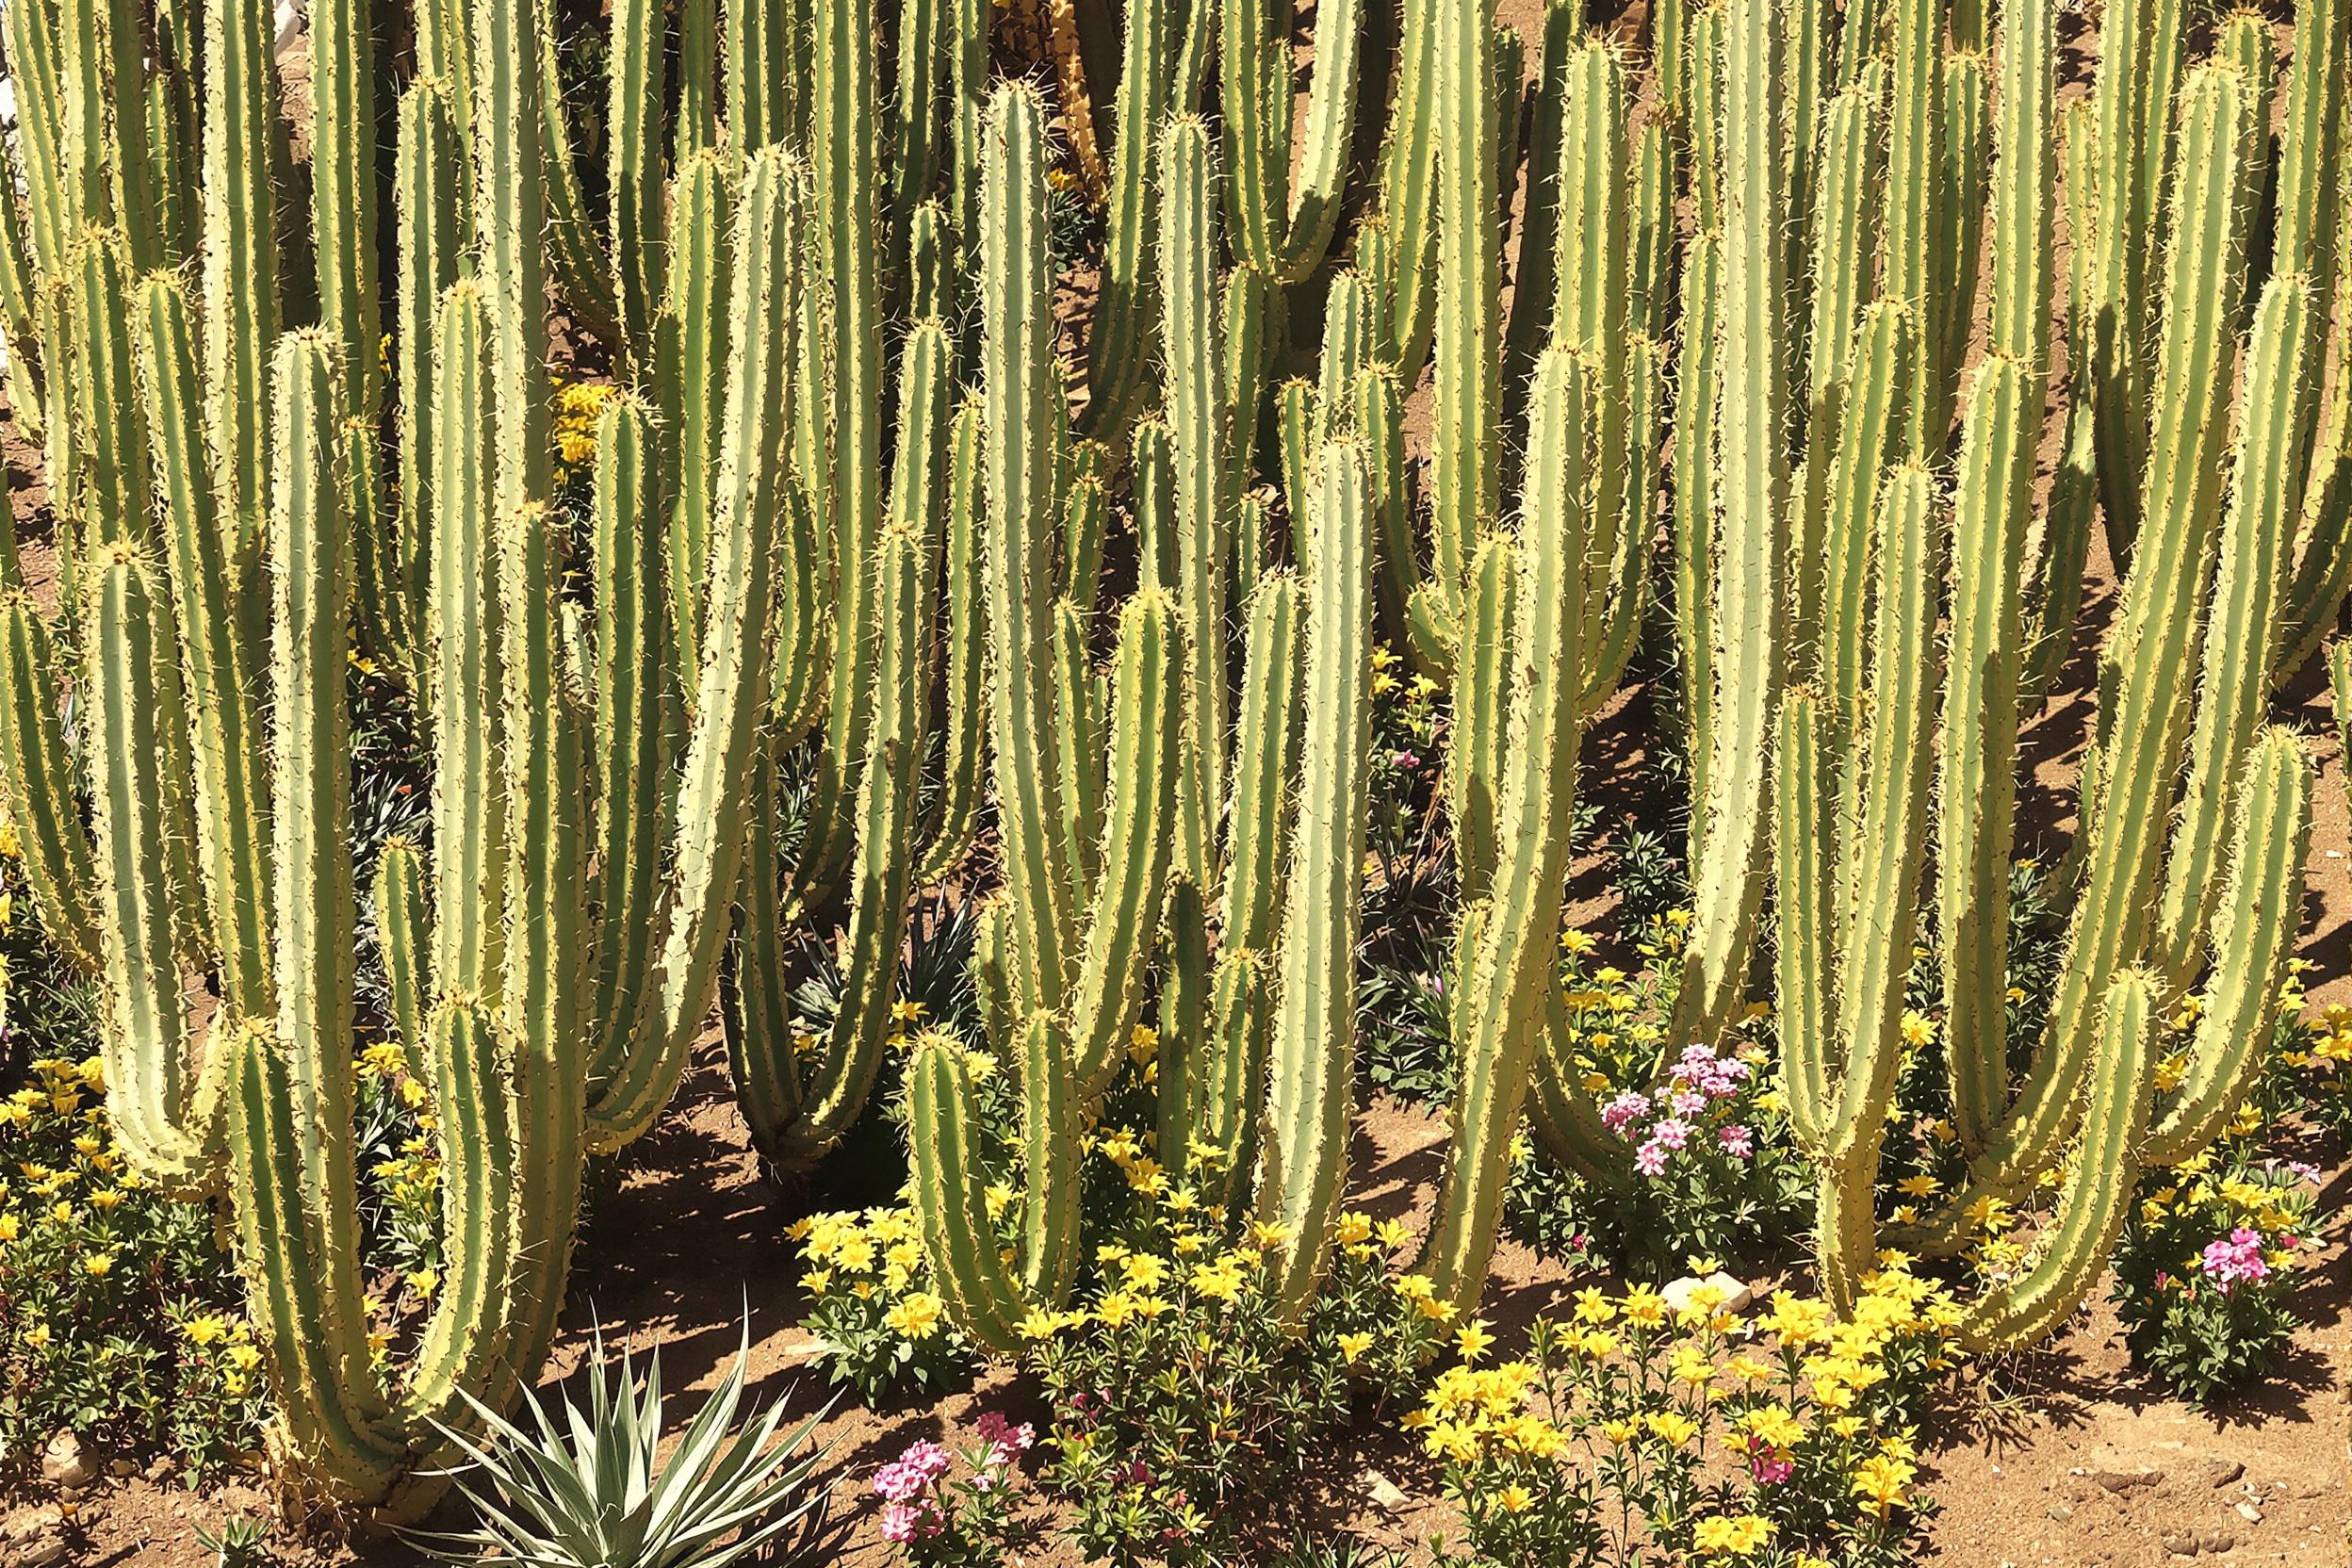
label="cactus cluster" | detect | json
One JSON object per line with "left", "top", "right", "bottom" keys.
{"left": 0, "top": 0, "right": 2343, "bottom": 1509}
{"left": 1662, "top": 0, "right": 2343, "bottom": 1346}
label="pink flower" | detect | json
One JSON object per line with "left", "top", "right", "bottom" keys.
{"left": 973, "top": 1410, "right": 1035, "bottom": 1468}
{"left": 1670, "top": 1088, "right": 1708, "bottom": 1119}
{"left": 2199, "top": 1227, "right": 2270, "bottom": 1293}
{"left": 1392, "top": 750, "right": 1422, "bottom": 770}
{"left": 1746, "top": 1439, "right": 1793, "bottom": 1485}
{"left": 873, "top": 1440, "right": 954, "bottom": 1502}
{"left": 880, "top": 1501, "right": 943, "bottom": 1544}
{"left": 1601, "top": 1091, "right": 1653, "bottom": 1135}
{"left": 1635, "top": 1139, "right": 1671, "bottom": 1177}
{"left": 1716, "top": 1123, "right": 1755, "bottom": 1159}
{"left": 1650, "top": 1118, "right": 1692, "bottom": 1152}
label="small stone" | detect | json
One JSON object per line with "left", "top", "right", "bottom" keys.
{"left": 37, "top": 1432, "right": 92, "bottom": 1490}
{"left": 1660, "top": 1270, "right": 1754, "bottom": 1315}
{"left": 1362, "top": 1469, "right": 1412, "bottom": 1513}
{"left": 2197, "top": 1456, "right": 2246, "bottom": 1490}
{"left": 2049, "top": 1505, "right": 2076, "bottom": 1522}
{"left": 2235, "top": 1502, "right": 2263, "bottom": 1524}
{"left": 2198, "top": 1531, "right": 2236, "bottom": 1555}
{"left": 2086, "top": 1456, "right": 2164, "bottom": 1494}
{"left": 106, "top": 1460, "right": 136, "bottom": 1478}
{"left": 2164, "top": 1532, "right": 2201, "bottom": 1558}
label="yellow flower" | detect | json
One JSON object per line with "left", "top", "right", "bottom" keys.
{"left": 84, "top": 1251, "right": 115, "bottom": 1277}
{"left": 1454, "top": 1319, "right": 1494, "bottom": 1362}
{"left": 890, "top": 998, "right": 927, "bottom": 1022}
{"left": 1851, "top": 1454, "right": 1916, "bottom": 1517}
{"left": 182, "top": 1314, "right": 230, "bottom": 1347}
{"left": 0, "top": 1212, "right": 15, "bottom": 1242}
{"left": 1121, "top": 1253, "right": 1169, "bottom": 1293}
{"left": 1337, "top": 1331, "right": 1374, "bottom": 1364}
{"left": 1899, "top": 1011, "right": 1936, "bottom": 1047}
{"left": 885, "top": 1291, "right": 946, "bottom": 1340}
{"left": 1646, "top": 1410, "right": 1699, "bottom": 1447}
{"left": 24, "top": 1323, "right": 50, "bottom": 1349}
{"left": 228, "top": 1342, "right": 261, "bottom": 1372}
{"left": 1496, "top": 1483, "right": 1534, "bottom": 1513}
{"left": 1573, "top": 1287, "right": 1618, "bottom": 1325}
{"left": 1335, "top": 1212, "right": 1373, "bottom": 1246}
{"left": 1896, "top": 1173, "right": 1939, "bottom": 1198}
{"left": 407, "top": 1267, "right": 441, "bottom": 1298}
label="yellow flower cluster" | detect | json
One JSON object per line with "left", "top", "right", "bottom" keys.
{"left": 177, "top": 1312, "right": 265, "bottom": 1396}
{"left": 790, "top": 1204, "right": 928, "bottom": 1299}
{"left": 548, "top": 376, "right": 617, "bottom": 481}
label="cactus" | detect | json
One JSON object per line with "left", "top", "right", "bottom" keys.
{"left": 1774, "top": 36, "right": 2318, "bottom": 1348}
{"left": 0, "top": 0, "right": 805, "bottom": 1506}
{"left": 910, "top": 87, "right": 1183, "bottom": 1349}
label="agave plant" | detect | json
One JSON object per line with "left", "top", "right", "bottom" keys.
{"left": 415, "top": 1323, "right": 838, "bottom": 1568}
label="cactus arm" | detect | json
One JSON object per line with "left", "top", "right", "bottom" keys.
{"left": 1960, "top": 972, "right": 2157, "bottom": 1350}
{"left": 490, "top": 501, "right": 592, "bottom": 1380}
{"left": 1364, "top": 0, "right": 1438, "bottom": 378}
{"left": 1429, "top": 0, "right": 1500, "bottom": 613}
{"left": 1051, "top": 598, "right": 1103, "bottom": 898}
{"left": 1930, "top": 51, "right": 1989, "bottom": 427}
{"left": 1159, "top": 114, "right": 1230, "bottom": 893}
{"left": 1079, "top": 0, "right": 1174, "bottom": 437}
{"left": 1821, "top": 466, "right": 1943, "bottom": 1167}
{"left": 2156, "top": 277, "right": 2313, "bottom": 979}
{"left": 1670, "top": 0, "right": 1788, "bottom": 1050}
{"left": 1419, "top": 350, "right": 1589, "bottom": 1314}
{"left": 608, "top": 0, "right": 668, "bottom": 358}
{"left": 4, "top": 0, "right": 71, "bottom": 275}
{"left": 908, "top": 1032, "right": 1044, "bottom": 1354}
{"left": 0, "top": 600, "right": 103, "bottom": 973}
{"left": 1879, "top": 0, "right": 1943, "bottom": 453}
{"left": 473, "top": 0, "right": 553, "bottom": 521}
{"left": 1498, "top": 0, "right": 1580, "bottom": 401}
{"left": 2083, "top": 0, "right": 2158, "bottom": 554}
{"left": 982, "top": 84, "right": 1075, "bottom": 1004}
{"left": 307, "top": 0, "right": 381, "bottom": 416}
{"left": 427, "top": 285, "right": 505, "bottom": 1004}
{"left": 373, "top": 839, "right": 430, "bottom": 1079}
{"left": 393, "top": 81, "right": 462, "bottom": 699}
{"left": 1219, "top": 0, "right": 1364, "bottom": 284}
{"left": 531, "top": 8, "right": 624, "bottom": 350}
{"left": 238, "top": 332, "right": 403, "bottom": 1494}
{"left": 1069, "top": 591, "right": 1182, "bottom": 1099}
{"left": 1939, "top": 357, "right": 2035, "bottom": 1153}
{"left": 583, "top": 396, "right": 670, "bottom": 1094}
{"left": 756, "top": 332, "right": 950, "bottom": 1168}
{"left": 1671, "top": 228, "right": 1719, "bottom": 858}
{"left": 657, "top": 153, "right": 736, "bottom": 683}
{"left": 918, "top": 398, "right": 988, "bottom": 882}
{"left": 2146, "top": 729, "right": 2311, "bottom": 1165}
{"left": 595, "top": 154, "right": 799, "bottom": 1147}
{"left": 83, "top": 549, "right": 223, "bottom": 1194}
{"left": 69, "top": 234, "right": 152, "bottom": 547}
{"left": 1446, "top": 538, "right": 1518, "bottom": 906}
{"left": 1222, "top": 575, "right": 1304, "bottom": 952}
{"left": 1775, "top": 689, "right": 1834, "bottom": 1149}
{"left": 134, "top": 272, "right": 273, "bottom": 1015}
{"left": 1258, "top": 439, "right": 1374, "bottom": 1315}
{"left": 198, "top": 0, "right": 282, "bottom": 566}
{"left": 1802, "top": 82, "right": 1886, "bottom": 406}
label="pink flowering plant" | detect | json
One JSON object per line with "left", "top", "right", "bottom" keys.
{"left": 2111, "top": 1142, "right": 2326, "bottom": 1405}
{"left": 872, "top": 1412, "right": 1037, "bottom": 1565}
{"left": 1507, "top": 939, "right": 1811, "bottom": 1278}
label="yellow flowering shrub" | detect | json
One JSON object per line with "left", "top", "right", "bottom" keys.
{"left": 1411, "top": 1261, "right": 1961, "bottom": 1566}
{"left": 791, "top": 1203, "right": 972, "bottom": 1399}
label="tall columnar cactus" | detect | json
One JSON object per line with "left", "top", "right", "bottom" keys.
{"left": 1780, "top": 39, "right": 2317, "bottom": 1348}
{"left": 0, "top": 0, "right": 806, "bottom": 1503}
{"left": 1220, "top": 0, "right": 1365, "bottom": 285}
{"left": 1134, "top": 116, "right": 1375, "bottom": 1308}
{"left": 910, "top": 85, "right": 1181, "bottom": 1351}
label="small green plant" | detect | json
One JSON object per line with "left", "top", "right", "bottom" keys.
{"left": 1019, "top": 1180, "right": 1442, "bottom": 1567}
{"left": 193, "top": 1512, "right": 275, "bottom": 1568}
{"left": 2110, "top": 1142, "right": 2325, "bottom": 1405}
{"left": 415, "top": 1323, "right": 839, "bottom": 1568}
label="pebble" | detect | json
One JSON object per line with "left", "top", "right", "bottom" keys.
{"left": 2049, "top": 1505, "right": 2076, "bottom": 1522}
{"left": 0, "top": 1505, "right": 69, "bottom": 1568}
{"left": 2084, "top": 1459, "right": 2164, "bottom": 1494}
{"left": 2164, "top": 1531, "right": 2200, "bottom": 1558}
{"left": 2199, "top": 1531, "right": 2237, "bottom": 1555}
{"left": 2197, "top": 1455, "right": 2246, "bottom": 1489}
{"left": 37, "top": 1432, "right": 91, "bottom": 1491}
{"left": 1362, "top": 1469, "right": 1412, "bottom": 1513}
{"left": 2237, "top": 1502, "right": 2264, "bottom": 1524}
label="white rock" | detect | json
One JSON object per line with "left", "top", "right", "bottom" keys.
{"left": 1363, "top": 1468, "right": 1412, "bottom": 1513}
{"left": 37, "top": 1432, "right": 92, "bottom": 1491}
{"left": 1660, "top": 1270, "right": 1754, "bottom": 1315}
